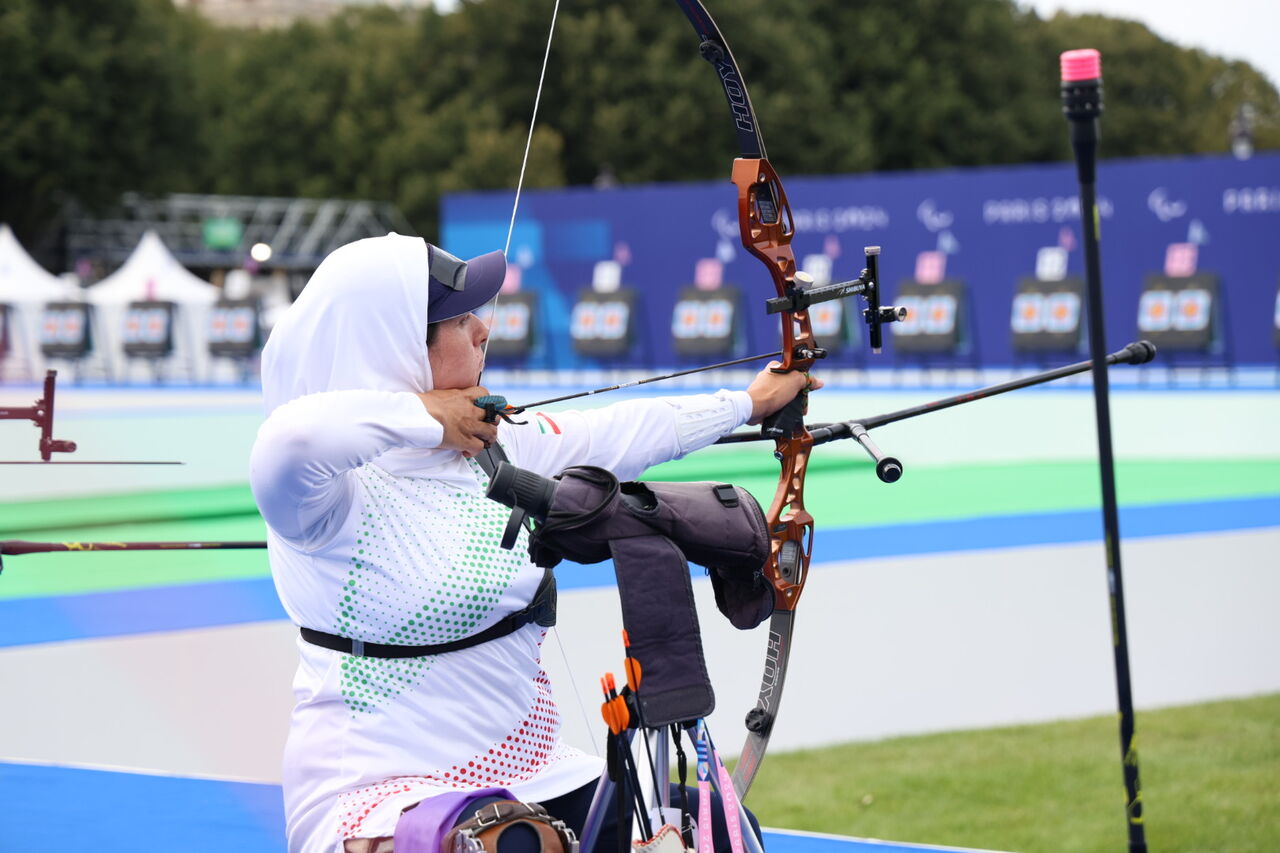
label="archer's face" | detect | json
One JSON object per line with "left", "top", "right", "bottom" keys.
{"left": 427, "top": 312, "right": 489, "bottom": 390}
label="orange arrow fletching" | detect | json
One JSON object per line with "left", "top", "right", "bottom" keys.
{"left": 625, "top": 656, "right": 642, "bottom": 690}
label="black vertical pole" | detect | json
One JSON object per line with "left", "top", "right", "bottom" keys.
{"left": 1060, "top": 49, "right": 1148, "bottom": 852}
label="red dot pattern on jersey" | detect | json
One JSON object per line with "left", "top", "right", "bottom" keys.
{"left": 439, "top": 673, "right": 558, "bottom": 787}
{"left": 336, "top": 673, "right": 561, "bottom": 839}
{"left": 336, "top": 777, "right": 431, "bottom": 838}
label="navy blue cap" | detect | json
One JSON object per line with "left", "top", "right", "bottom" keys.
{"left": 427, "top": 244, "right": 506, "bottom": 320}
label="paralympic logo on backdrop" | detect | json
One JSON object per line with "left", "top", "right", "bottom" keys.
{"left": 1147, "top": 188, "right": 1188, "bottom": 222}
{"left": 916, "top": 199, "right": 954, "bottom": 232}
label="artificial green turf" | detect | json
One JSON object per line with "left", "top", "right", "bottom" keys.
{"left": 0, "top": 514, "right": 270, "bottom": 600}
{"left": 746, "top": 692, "right": 1280, "bottom": 853}
{"left": 5, "top": 455, "right": 1277, "bottom": 534}
{"left": 0, "top": 484, "right": 255, "bottom": 533}
{"left": 649, "top": 453, "right": 1280, "bottom": 529}
{"left": 2, "top": 456, "right": 1276, "bottom": 600}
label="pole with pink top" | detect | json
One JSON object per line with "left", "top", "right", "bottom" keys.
{"left": 1061, "top": 48, "right": 1149, "bottom": 852}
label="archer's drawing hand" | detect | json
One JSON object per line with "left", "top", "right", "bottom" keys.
{"left": 745, "top": 362, "right": 824, "bottom": 425}
{"left": 417, "top": 387, "right": 499, "bottom": 458}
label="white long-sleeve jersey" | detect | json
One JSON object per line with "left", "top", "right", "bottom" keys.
{"left": 250, "top": 388, "right": 752, "bottom": 853}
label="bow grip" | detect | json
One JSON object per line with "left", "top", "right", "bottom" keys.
{"left": 760, "top": 389, "right": 807, "bottom": 440}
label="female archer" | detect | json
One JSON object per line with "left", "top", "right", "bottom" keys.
{"left": 250, "top": 233, "right": 817, "bottom": 853}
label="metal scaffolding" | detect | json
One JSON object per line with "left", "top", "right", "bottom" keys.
{"left": 65, "top": 193, "right": 417, "bottom": 273}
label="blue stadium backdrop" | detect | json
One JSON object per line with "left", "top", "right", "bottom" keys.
{"left": 441, "top": 152, "right": 1280, "bottom": 370}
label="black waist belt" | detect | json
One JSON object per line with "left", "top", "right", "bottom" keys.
{"left": 300, "top": 568, "right": 557, "bottom": 659}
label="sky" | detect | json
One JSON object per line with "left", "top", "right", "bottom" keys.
{"left": 1024, "top": 0, "right": 1277, "bottom": 87}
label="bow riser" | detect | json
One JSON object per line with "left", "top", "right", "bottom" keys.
{"left": 764, "top": 438, "right": 814, "bottom": 610}
{"left": 731, "top": 159, "right": 816, "bottom": 369}
{"left": 731, "top": 157, "right": 817, "bottom": 613}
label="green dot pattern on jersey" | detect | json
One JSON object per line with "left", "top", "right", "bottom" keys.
{"left": 337, "top": 456, "right": 531, "bottom": 715}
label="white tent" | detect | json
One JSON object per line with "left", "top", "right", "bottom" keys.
{"left": 85, "top": 230, "right": 219, "bottom": 381}
{"left": 0, "top": 224, "right": 76, "bottom": 380}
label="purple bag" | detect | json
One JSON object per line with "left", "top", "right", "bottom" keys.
{"left": 393, "top": 787, "right": 514, "bottom": 853}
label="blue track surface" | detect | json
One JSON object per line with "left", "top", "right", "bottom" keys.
{"left": 0, "top": 762, "right": 1004, "bottom": 853}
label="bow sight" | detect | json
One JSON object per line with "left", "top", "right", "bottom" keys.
{"left": 0, "top": 370, "right": 77, "bottom": 462}
{"left": 766, "top": 246, "right": 907, "bottom": 355}
{"left": 0, "top": 370, "right": 181, "bottom": 465}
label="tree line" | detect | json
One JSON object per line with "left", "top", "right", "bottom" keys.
{"left": 2, "top": 0, "right": 1276, "bottom": 251}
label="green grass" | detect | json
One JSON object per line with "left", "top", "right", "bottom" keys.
{"left": 744, "top": 693, "right": 1280, "bottom": 852}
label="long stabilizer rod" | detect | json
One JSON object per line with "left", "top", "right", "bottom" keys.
{"left": 717, "top": 340, "right": 1156, "bottom": 449}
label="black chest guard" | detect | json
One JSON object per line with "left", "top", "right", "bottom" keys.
{"left": 487, "top": 463, "right": 773, "bottom": 727}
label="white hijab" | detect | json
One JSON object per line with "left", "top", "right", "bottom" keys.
{"left": 261, "top": 233, "right": 464, "bottom": 479}
{"left": 262, "top": 233, "right": 434, "bottom": 413}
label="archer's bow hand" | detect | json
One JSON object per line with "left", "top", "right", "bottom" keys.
{"left": 416, "top": 387, "right": 499, "bottom": 458}
{"left": 745, "top": 361, "right": 824, "bottom": 426}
